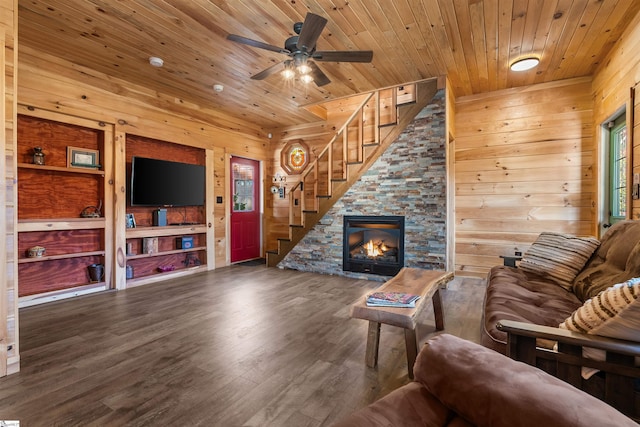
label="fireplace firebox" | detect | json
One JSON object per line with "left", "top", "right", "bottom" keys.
{"left": 343, "top": 216, "right": 405, "bottom": 276}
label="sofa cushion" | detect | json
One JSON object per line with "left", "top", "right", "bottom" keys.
{"left": 518, "top": 232, "right": 600, "bottom": 291}
{"left": 330, "top": 381, "right": 467, "bottom": 427}
{"left": 573, "top": 220, "right": 640, "bottom": 301}
{"left": 482, "top": 265, "right": 583, "bottom": 352}
{"left": 560, "top": 277, "right": 640, "bottom": 339}
{"left": 560, "top": 277, "right": 640, "bottom": 379}
{"left": 414, "top": 334, "right": 636, "bottom": 427}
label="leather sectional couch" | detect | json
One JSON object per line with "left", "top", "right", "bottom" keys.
{"left": 481, "top": 220, "right": 640, "bottom": 417}
{"left": 333, "top": 334, "right": 636, "bottom": 426}
{"left": 482, "top": 220, "right": 640, "bottom": 353}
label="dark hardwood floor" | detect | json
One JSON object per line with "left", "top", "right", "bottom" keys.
{"left": 0, "top": 266, "right": 485, "bottom": 426}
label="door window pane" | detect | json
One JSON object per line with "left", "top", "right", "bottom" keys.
{"left": 233, "top": 164, "right": 254, "bottom": 212}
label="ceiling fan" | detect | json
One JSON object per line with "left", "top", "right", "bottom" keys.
{"left": 227, "top": 13, "right": 373, "bottom": 87}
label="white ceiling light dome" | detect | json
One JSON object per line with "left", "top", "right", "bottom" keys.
{"left": 149, "top": 56, "right": 164, "bottom": 67}
{"left": 510, "top": 57, "right": 540, "bottom": 71}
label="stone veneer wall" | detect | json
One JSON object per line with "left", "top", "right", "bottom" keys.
{"left": 279, "top": 90, "right": 446, "bottom": 279}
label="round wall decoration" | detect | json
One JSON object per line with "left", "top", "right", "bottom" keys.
{"left": 281, "top": 139, "right": 311, "bottom": 174}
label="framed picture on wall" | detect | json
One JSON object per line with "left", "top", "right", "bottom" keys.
{"left": 125, "top": 213, "right": 136, "bottom": 229}
{"left": 67, "top": 146, "right": 100, "bottom": 169}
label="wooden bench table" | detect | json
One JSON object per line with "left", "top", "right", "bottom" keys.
{"left": 350, "top": 268, "right": 453, "bottom": 378}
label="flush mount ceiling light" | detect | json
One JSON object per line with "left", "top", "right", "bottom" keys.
{"left": 510, "top": 57, "right": 540, "bottom": 72}
{"left": 149, "top": 56, "right": 164, "bottom": 67}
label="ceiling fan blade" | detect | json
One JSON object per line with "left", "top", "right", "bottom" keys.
{"left": 251, "top": 61, "right": 285, "bottom": 80}
{"left": 227, "top": 34, "right": 288, "bottom": 54}
{"left": 313, "top": 50, "right": 373, "bottom": 63}
{"left": 296, "top": 13, "right": 327, "bottom": 51}
{"left": 308, "top": 61, "right": 331, "bottom": 87}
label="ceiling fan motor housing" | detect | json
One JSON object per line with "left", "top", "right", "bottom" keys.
{"left": 285, "top": 36, "right": 306, "bottom": 54}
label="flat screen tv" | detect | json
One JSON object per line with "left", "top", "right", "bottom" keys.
{"left": 130, "top": 156, "right": 205, "bottom": 206}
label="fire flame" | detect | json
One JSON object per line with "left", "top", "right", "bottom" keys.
{"left": 365, "top": 240, "right": 384, "bottom": 257}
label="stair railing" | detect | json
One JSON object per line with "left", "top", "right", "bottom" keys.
{"left": 288, "top": 91, "right": 375, "bottom": 226}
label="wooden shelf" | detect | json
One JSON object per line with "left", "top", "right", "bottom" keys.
{"left": 18, "top": 282, "right": 108, "bottom": 308}
{"left": 125, "top": 246, "right": 206, "bottom": 260}
{"left": 18, "top": 250, "right": 105, "bottom": 264}
{"left": 18, "top": 218, "right": 105, "bottom": 232}
{"left": 126, "top": 224, "right": 207, "bottom": 238}
{"left": 125, "top": 265, "right": 207, "bottom": 288}
{"left": 18, "top": 162, "right": 105, "bottom": 176}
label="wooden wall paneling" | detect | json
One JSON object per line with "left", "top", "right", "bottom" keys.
{"left": 3, "top": 0, "right": 18, "bottom": 375}
{"left": 205, "top": 148, "right": 215, "bottom": 269}
{"left": 212, "top": 147, "right": 226, "bottom": 268}
{"left": 0, "top": 33, "right": 8, "bottom": 377}
{"left": 633, "top": 85, "right": 640, "bottom": 220}
{"left": 454, "top": 78, "right": 595, "bottom": 276}
{"left": 222, "top": 151, "right": 231, "bottom": 266}
{"left": 101, "top": 124, "right": 114, "bottom": 292}
{"left": 113, "top": 128, "right": 127, "bottom": 290}
{"left": 445, "top": 76, "right": 456, "bottom": 272}
{"left": 19, "top": 47, "right": 280, "bottom": 137}
{"left": 18, "top": 47, "right": 272, "bottom": 152}
{"left": 592, "top": 10, "right": 640, "bottom": 225}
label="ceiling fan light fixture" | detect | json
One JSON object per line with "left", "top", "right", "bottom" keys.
{"left": 300, "top": 74, "right": 314, "bottom": 84}
{"left": 282, "top": 68, "right": 295, "bottom": 79}
{"left": 510, "top": 57, "right": 540, "bottom": 71}
{"left": 282, "top": 61, "right": 296, "bottom": 79}
{"left": 297, "top": 63, "right": 312, "bottom": 74}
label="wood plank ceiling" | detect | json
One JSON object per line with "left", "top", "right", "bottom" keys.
{"left": 17, "top": 0, "right": 640, "bottom": 132}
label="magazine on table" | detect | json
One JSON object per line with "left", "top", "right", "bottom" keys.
{"left": 365, "top": 291, "right": 420, "bottom": 308}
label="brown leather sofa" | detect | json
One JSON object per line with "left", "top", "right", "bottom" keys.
{"left": 482, "top": 220, "right": 640, "bottom": 353}
{"left": 481, "top": 220, "right": 640, "bottom": 417}
{"left": 333, "top": 334, "right": 636, "bottom": 427}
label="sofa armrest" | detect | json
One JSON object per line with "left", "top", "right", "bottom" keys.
{"left": 497, "top": 320, "right": 640, "bottom": 358}
{"left": 497, "top": 319, "right": 640, "bottom": 419}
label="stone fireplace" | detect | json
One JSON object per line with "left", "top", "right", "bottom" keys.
{"left": 279, "top": 89, "right": 447, "bottom": 279}
{"left": 343, "top": 215, "right": 405, "bottom": 276}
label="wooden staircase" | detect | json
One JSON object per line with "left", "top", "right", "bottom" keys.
{"left": 266, "top": 79, "right": 439, "bottom": 267}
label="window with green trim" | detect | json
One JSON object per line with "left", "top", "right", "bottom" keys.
{"left": 609, "top": 118, "right": 627, "bottom": 223}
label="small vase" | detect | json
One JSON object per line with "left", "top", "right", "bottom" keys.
{"left": 33, "top": 146, "right": 45, "bottom": 165}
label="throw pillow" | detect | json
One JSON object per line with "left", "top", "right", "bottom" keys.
{"left": 518, "top": 232, "right": 600, "bottom": 290}
{"left": 560, "top": 277, "right": 640, "bottom": 339}
{"left": 559, "top": 277, "right": 640, "bottom": 378}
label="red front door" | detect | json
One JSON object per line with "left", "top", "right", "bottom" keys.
{"left": 230, "top": 156, "right": 261, "bottom": 262}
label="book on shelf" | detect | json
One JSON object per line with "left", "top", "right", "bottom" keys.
{"left": 365, "top": 291, "right": 420, "bottom": 308}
